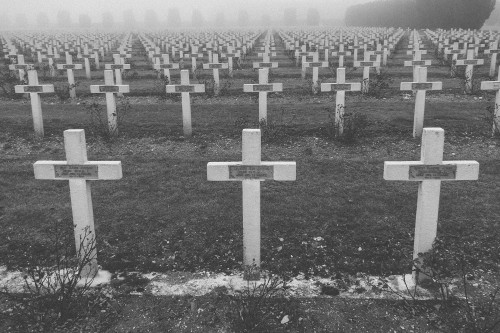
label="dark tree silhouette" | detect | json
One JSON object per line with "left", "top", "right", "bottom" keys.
{"left": 345, "top": 0, "right": 496, "bottom": 29}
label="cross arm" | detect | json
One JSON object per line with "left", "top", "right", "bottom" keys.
{"left": 15, "top": 85, "right": 54, "bottom": 93}
{"left": 105, "top": 64, "right": 132, "bottom": 70}
{"left": 383, "top": 161, "right": 479, "bottom": 181}
{"left": 166, "top": 84, "right": 205, "bottom": 93}
{"left": 252, "top": 62, "right": 279, "bottom": 69}
{"left": 243, "top": 83, "right": 283, "bottom": 93}
{"left": 321, "top": 82, "right": 361, "bottom": 92}
{"left": 90, "top": 85, "right": 130, "bottom": 93}
{"left": 34, "top": 161, "right": 123, "bottom": 180}
{"left": 153, "top": 63, "right": 180, "bottom": 70}
{"left": 57, "top": 64, "right": 84, "bottom": 70}
{"left": 207, "top": 162, "right": 296, "bottom": 181}
{"left": 481, "top": 81, "right": 500, "bottom": 90}
{"left": 400, "top": 82, "right": 442, "bottom": 91}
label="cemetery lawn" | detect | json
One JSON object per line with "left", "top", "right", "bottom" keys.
{"left": 1, "top": 95, "right": 499, "bottom": 331}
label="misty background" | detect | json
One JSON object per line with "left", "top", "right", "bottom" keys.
{"left": 0, "top": 0, "right": 370, "bottom": 29}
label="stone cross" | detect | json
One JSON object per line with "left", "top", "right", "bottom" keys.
{"left": 34, "top": 129, "right": 122, "bottom": 279}
{"left": 14, "top": 70, "right": 54, "bottom": 137}
{"left": 153, "top": 54, "right": 180, "bottom": 83}
{"left": 184, "top": 47, "right": 203, "bottom": 73}
{"left": 455, "top": 49, "right": 484, "bottom": 93}
{"left": 321, "top": 68, "right": 361, "bottom": 136}
{"left": 485, "top": 41, "right": 500, "bottom": 78}
{"left": 207, "top": 129, "right": 296, "bottom": 280}
{"left": 404, "top": 59, "right": 432, "bottom": 82}
{"left": 90, "top": 70, "right": 130, "bottom": 135}
{"left": 8, "top": 54, "right": 31, "bottom": 80}
{"left": 56, "top": 53, "right": 83, "bottom": 98}
{"left": 400, "top": 67, "right": 442, "bottom": 137}
{"left": 384, "top": 128, "right": 479, "bottom": 282}
{"left": 331, "top": 44, "right": 351, "bottom": 68}
{"left": 77, "top": 44, "right": 92, "bottom": 79}
{"left": 444, "top": 43, "right": 465, "bottom": 77}
{"left": 166, "top": 70, "right": 205, "bottom": 137}
{"left": 480, "top": 66, "right": 500, "bottom": 135}
{"left": 221, "top": 49, "right": 239, "bottom": 77}
{"left": 303, "top": 57, "right": 329, "bottom": 93}
{"left": 354, "top": 51, "right": 379, "bottom": 93}
{"left": 243, "top": 68, "right": 283, "bottom": 124}
{"left": 202, "top": 53, "right": 228, "bottom": 95}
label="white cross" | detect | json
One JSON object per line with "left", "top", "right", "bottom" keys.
{"left": 321, "top": 68, "right": 361, "bottom": 136}
{"left": 14, "top": 70, "right": 54, "bottom": 137}
{"left": 202, "top": 53, "right": 228, "bottom": 94}
{"left": 480, "top": 65, "right": 500, "bottom": 135}
{"left": 354, "top": 51, "right": 379, "bottom": 93}
{"left": 153, "top": 54, "right": 180, "bottom": 83}
{"left": 34, "top": 129, "right": 122, "bottom": 279}
{"left": 400, "top": 67, "right": 442, "bottom": 137}
{"left": 207, "top": 129, "right": 296, "bottom": 280}
{"left": 243, "top": 68, "right": 283, "bottom": 124}
{"left": 56, "top": 53, "right": 83, "bottom": 98}
{"left": 90, "top": 70, "right": 130, "bottom": 135}
{"left": 384, "top": 128, "right": 479, "bottom": 282}
{"left": 484, "top": 41, "right": 500, "bottom": 77}
{"left": 166, "top": 70, "right": 205, "bottom": 137}
{"left": 303, "top": 55, "right": 329, "bottom": 93}
{"left": 455, "top": 49, "right": 484, "bottom": 93}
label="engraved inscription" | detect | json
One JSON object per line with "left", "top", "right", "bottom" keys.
{"left": 464, "top": 60, "right": 478, "bottom": 65}
{"left": 175, "top": 85, "right": 195, "bottom": 93}
{"left": 160, "top": 64, "right": 174, "bottom": 69}
{"left": 24, "top": 86, "right": 43, "bottom": 93}
{"left": 63, "top": 64, "right": 75, "bottom": 69}
{"left": 360, "top": 62, "right": 373, "bottom": 66}
{"left": 209, "top": 64, "right": 223, "bottom": 69}
{"left": 331, "top": 84, "right": 352, "bottom": 91}
{"left": 409, "top": 165, "right": 457, "bottom": 180}
{"left": 309, "top": 62, "right": 323, "bottom": 67}
{"left": 111, "top": 64, "right": 123, "bottom": 69}
{"left": 229, "top": 165, "right": 274, "bottom": 180}
{"left": 54, "top": 165, "right": 99, "bottom": 179}
{"left": 253, "top": 84, "right": 273, "bottom": 92}
{"left": 412, "top": 61, "right": 426, "bottom": 65}
{"left": 412, "top": 83, "right": 433, "bottom": 90}
{"left": 259, "top": 63, "right": 273, "bottom": 67}
{"left": 99, "top": 86, "right": 119, "bottom": 93}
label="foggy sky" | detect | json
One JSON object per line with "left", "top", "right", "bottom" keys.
{"left": 0, "top": 0, "right": 370, "bottom": 25}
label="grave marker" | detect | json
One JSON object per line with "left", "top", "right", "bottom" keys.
{"left": 321, "top": 68, "right": 361, "bottom": 136}
{"left": 14, "top": 70, "right": 54, "bottom": 137}
{"left": 400, "top": 67, "right": 442, "bottom": 137}
{"left": 90, "top": 70, "right": 130, "bottom": 135}
{"left": 166, "top": 70, "right": 205, "bottom": 136}
{"left": 207, "top": 129, "right": 296, "bottom": 280}
{"left": 34, "top": 129, "right": 122, "bottom": 279}
{"left": 480, "top": 66, "right": 500, "bottom": 135}
{"left": 243, "top": 68, "right": 283, "bottom": 123}
{"left": 384, "top": 128, "right": 479, "bottom": 282}
{"left": 56, "top": 53, "right": 82, "bottom": 98}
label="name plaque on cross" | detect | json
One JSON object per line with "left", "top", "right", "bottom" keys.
{"left": 409, "top": 165, "right": 457, "bottom": 180}
{"left": 208, "top": 64, "right": 223, "bottom": 69}
{"left": 99, "top": 86, "right": 119, "bottom": 93}
{"left": 412, "top": 61, "right": 426, "bottom": 66}
{"left": 159, "top": 64, "right": 175, "bottom": 69}
{"left": 110, "top": 64, "right": 123, "bottom": 69}
{"left": 330, "top": 84, "right": 352, "bottom": 91}
{"left": 54, "top": 165, "right": 99, "bottom": 179}
{"left": 253, "top": 84, "right": 273, "bottom": 92}
{"left": 309, "top": 62, "right": 324, "bottom": 67}
{"left": 229, "top": 165, "right": 274, "bottom": 180}
{"left": 175, "top": 85, "right": 195, "bottom": 93}
{"left": 412, "top": 83, "right": 433, "bottom": 90}
{"left": 24, "top": 86, "right": 43, "bottom": 93}
{"left": 63, "top": 64, "right": 76, "bottom": 69}
{"left": 259, "top": 63, "right": 273, "bottom": 68}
